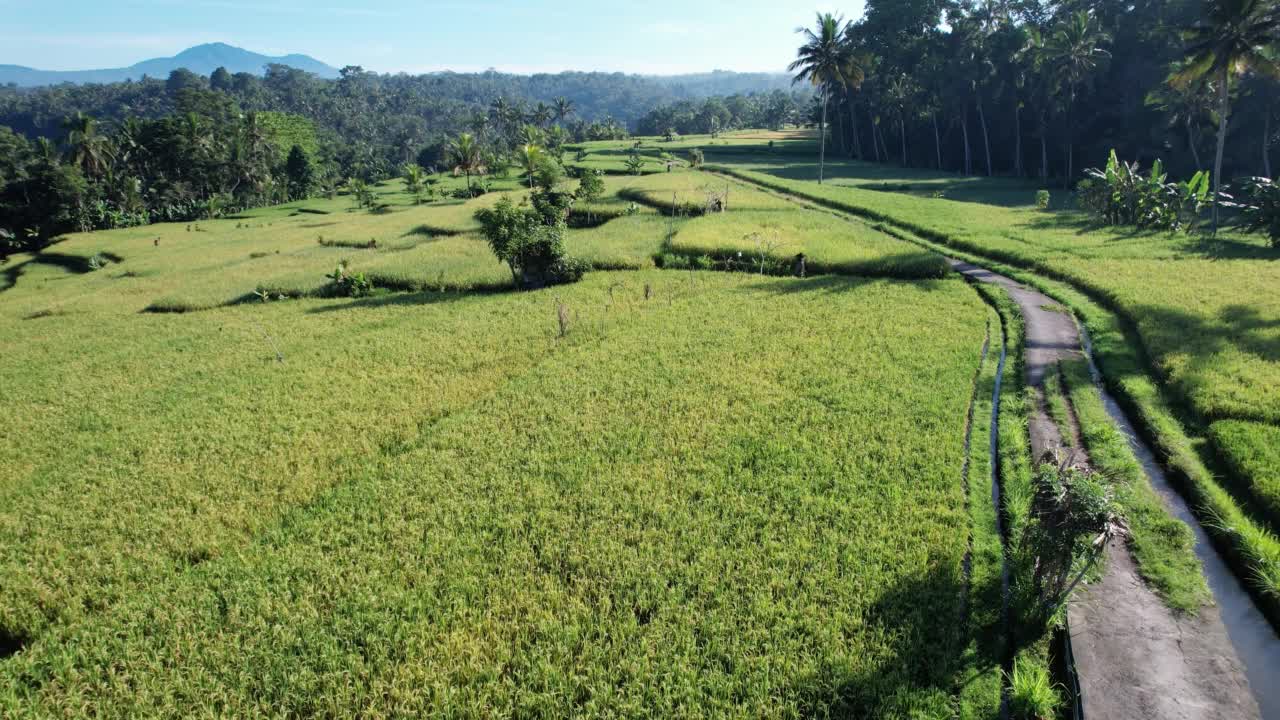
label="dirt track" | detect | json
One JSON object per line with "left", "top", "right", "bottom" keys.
{"left": 712, "top": 171, "right": 1273, "bottom": 718}
{"left": 949, "top": 260, "right": 1262, "bottom": 720}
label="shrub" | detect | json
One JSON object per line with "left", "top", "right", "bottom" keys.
{"left": 1035, "top": 189, "right": 1051, "bottom": 211}
{"left": 324, "top": 261, "right": 373, "bottom": 298}
{"left": 346, "top": 178, "right": 378, "bottom": 210}
{"left": 475, "top": 196, "right": 583, "bottom": 289}
{"left": 1230, "top": 177, "right": 1280, "bottom": 247}
{"left": 1008, "top": 660, "right": 1060, "bottom": 720}
{"left": 624, "top": 151, "right": 646, "bottom": 176}
{"left": 688, "top": 148, "right": 705, "bottom": 169}
{"left": 1078, "top": 150, "right": 1210, "bottom": 232}
{"left": 1019, "top": 460, "right": 1118, "bottom": 613}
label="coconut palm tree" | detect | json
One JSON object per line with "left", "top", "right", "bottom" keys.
{"left": 1172, "top": 0, "right": 1280, "bottom": 232}
{"left": 789, "top": 12, "right": 857, "bottom": 184}
{"left": 449, "top": 132, "right": 483, "bottom": 191}
{"left": 520, "top": 143, "right": 544, "bottom": 190}
{"left": 553, "top": 97, "right": 576, "bottom": 126}
{"left": 1146, "top": 72, "right": 1216, "bottom": 171}
{"left": 1041, "top": 11, "right": 1111, "bottom": 187}
{"left": 61, "top": 113, "right": 114, "bottom": 178}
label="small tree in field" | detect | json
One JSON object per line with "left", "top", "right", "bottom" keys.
{"left": 475, "top": 196, "right": 584, "bottom": 289}
{"left": 285, "top": 145, "right": 314, "bottom": 201}
{"left": 575, "top": 169, "right": 605, "bottom": 223}
{"left": 624, "top": 150, "right": 645, "bottom": 175}
{"left": 402, "top": 164, "right": 431, "bottom": 204}
{"left": 449, "top": 132, "right": 483, "bottom": 192}
{"left": 688, "top": 148, "right": 705, "bottom": 169}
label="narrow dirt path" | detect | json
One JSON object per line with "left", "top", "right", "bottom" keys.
{"left": 708, "top": 170, "right": 1276, "bottom": 718}
{"left": 949, "top": 261, "right": 1261, "bottom": 720}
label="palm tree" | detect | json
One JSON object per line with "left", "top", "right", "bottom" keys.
{"left": 1146, "top": 73, "right": 1216, "bottom": 171}
{"left": 885, "top": 74, "right": 916, "bottom": 167}
{"left": 61, "top": 112, "right": 114, "bottom": 178}
{"left": 553, "top": 97, "right": 576, "bottom": 126}
{"left": 449, "top": 132, "right": 483, "bottom": 191}
{"left": 1041, "top": 11, "right": 1111, "bottom": 187}
{"left": 789, "top": 12, "right": 856, "bottom": 184}
{"left": 532, "top": 102, "right": 553, "bottom": 128}
{"left": 1172, "top": 0, "right": 1280, "bottom": 232}
{"left": 520, "top": 143, "right": 544, "bottom": 190}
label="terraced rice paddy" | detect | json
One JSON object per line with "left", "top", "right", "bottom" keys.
{"left": 1, "top": 152, "right": 1011, "bottom": 717}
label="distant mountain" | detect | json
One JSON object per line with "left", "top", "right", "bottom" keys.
{"left": 0, "top": 43, "right": 339, "bottom": 87}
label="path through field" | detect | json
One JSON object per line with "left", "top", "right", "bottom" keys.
{"left": 949, "top": 261, "right": 1265, "bottom": 720}
{"left": 712, "top": 168, "right": 1277, "bottom": 717}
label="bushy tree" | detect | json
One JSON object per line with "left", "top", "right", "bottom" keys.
{"left": 475, "top": 196, "right": 584, "bottom": 288}
{"left": 285, "top": 145, "right": 314, "bottom": 200}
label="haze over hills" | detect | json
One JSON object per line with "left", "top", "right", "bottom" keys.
{"left": 0, "top": 43, "right": 791, "bottom": 91}
{"left": 0, "top": 43, "right": 340, "bottom": 87}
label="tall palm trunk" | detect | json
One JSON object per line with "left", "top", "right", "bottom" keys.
{"left": 834, "top": 104, "right": 847, "bottom": 156}
{"left": 1064, "top": 94, "right": 1075, "bottom": 190}
{"left": 1212, "top": 64, "right": 1229, "bottom": 234}
{"left": 933, "top": 113, "right": 942, "bottom": 170}
{"left": 899, "top": 117, "right": 908, "bottom": 166}
{"left": 978, "top": 99, "right": 993, "bottom": 177}
{"left": 1187, "top": 119, "right": 1204, "bottom": 170}
{"left": 819, "top": 87, "right": 828, "bottom": 184}
{"left": 849, "top": 91, "right": 863, "bottom": 160}
{"left": 1014, "top": 102, "right": 1024, "bottom": 177}
{"left": 1263, "top": 110, "right": 1272, "bottom": 179}
{"left": 960, "top": 112, "right": 972, "bottom": 176}
{"left": 869, "top": 100, "right": 881, "bottom": 163}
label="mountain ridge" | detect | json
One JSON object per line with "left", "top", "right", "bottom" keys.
{"left": 0, "top": 43, "right": 340, "bottom": 87}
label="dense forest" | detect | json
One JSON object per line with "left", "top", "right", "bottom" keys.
{"left": 790, "top": 0, "right": 1277, "bottom": 187}
{"left": 3, "top": 0, "right": 1278, "bottom": 254}
{"left": 0, "top": 66, "right": 808, "bottom": 253}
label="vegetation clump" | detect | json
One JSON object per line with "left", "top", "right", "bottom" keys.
{"left": 323, "top": 260, "right": 373, "bottom": 297}
{"left": 1077, "top": 151, "right": 1211, "bottom": 232}
{"left": 1231, "top": 176, "right": 1280, "bottom": 246}
{"left": 1018, "top": 458, "right": 1119, "bottom": 616}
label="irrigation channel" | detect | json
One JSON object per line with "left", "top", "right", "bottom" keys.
{"left": 709, "top": 171, "right": 1280, "bottom": 719}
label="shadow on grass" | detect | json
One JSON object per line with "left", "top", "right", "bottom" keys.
{"left": 304, "top": 283, "right": 515, "bottom": 314}
{"left": 1, "top": 251, "right": 127, "bottom": 294}
{"left": 779, "top": 563, "right": 982, "bottom": 718}
{"left": 402, "top": 224, "right": 467, "bottom": 239}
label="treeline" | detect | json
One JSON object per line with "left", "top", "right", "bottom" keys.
{"left": 0, "top": 67, "right": 650, "bottom": 252}
{"left": 634, "top": 91, "right": 812, "bottom": 137}
{"left": 0, "top": 83, "right": 337, "bottom": 253}
{"left": 792, "top": 0, "right": 1277, "bottom": 186}
{"left": 0, "top": 66, "right": 787, "bottom": 181}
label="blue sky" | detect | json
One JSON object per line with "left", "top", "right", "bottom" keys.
{"left": 0, "top": 1, "right": 864, "bottom": 75}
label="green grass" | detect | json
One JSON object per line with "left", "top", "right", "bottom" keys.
{"left": 955, "top": 306, "right": 1007, "bottom": 720}
{"left": 1054, "top": 360, "right": 1209, "bottom": 613}
{"left": 1008, "top": 659, "right": 1061, "bottom": 720}
{"left": 709, "top": 159, "right": 1280, "bottom": 624}
{"left": 1208, "top": 420, "right": 1280, "bottom": 531}
{"left": 914, "top": 226, "right": 1280, "bottom": 622}
{"left": 974, "top": 283, "right": 1061, "bottom": 719}
{"left": 709, "top": 162, "right": 1280, "bottom": 429}
{"left": 1, "top": 271, "right": 993, "bottom": 717}
{"left": 669, "top": 210, "right": 950, "bottom": 279}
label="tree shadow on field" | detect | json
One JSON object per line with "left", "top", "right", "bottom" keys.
{"left": 1130, "top": 301, "right": 1280, "bottom": 424}
{"left": 780, "top": 562, "right": 976, "bottom": 719}
{"left": 1176, "top": 235, "right": 1280, "bottom": 261}
{"left": 0, "top": 251, "right": 126, "bottom": 294}
{"left": 734, "top": 271, "right": 956, "bottom": 300}
{"left": 305, "top": 284, "right": 514, "bottom": 314}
